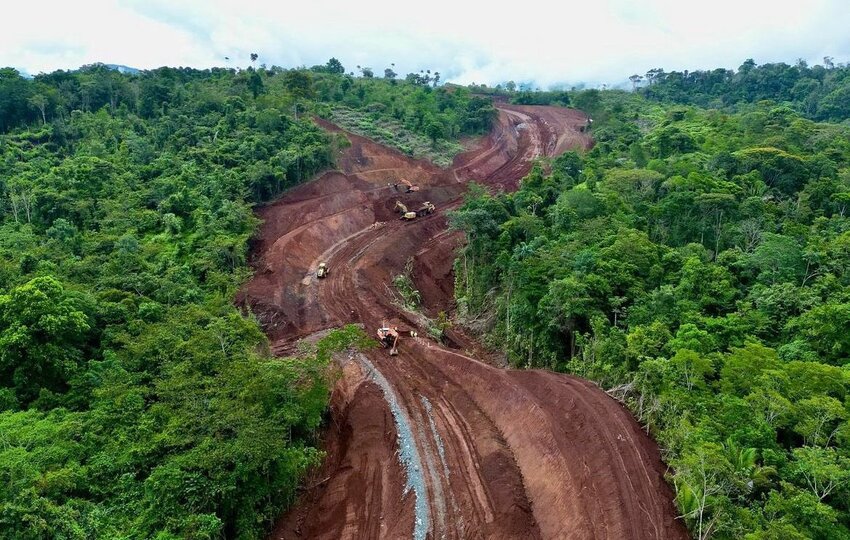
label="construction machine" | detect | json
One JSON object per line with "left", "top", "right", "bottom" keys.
{"left": 316, "top": 262, "right": 328, "bottom": 279}
{"left": 394, "top": 201, "right": 418, "bottom": 221}
{"left": 400, "top": 179, "right": 420, "bottom": 193}
{"left": 394, "top": 200, "right": 435, "bottom": 220}
{"left": 416, "top": 201, "right": 435, "bottom": 217}
{"left": 389, "top": 178, "right": 420, "bottom": 193}
{"left": 376, "top": 326, "right": 400, "bottom": 355}
{"left": 376, "top": 324, "right": 418, "bottom": 356}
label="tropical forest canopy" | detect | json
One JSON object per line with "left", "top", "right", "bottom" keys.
{"left": 451, "top": 68, "right": 850, "bottom": 538}
{"left": 635, "top": 57, "right": 850, "bottom": 122}
{"left": 0, "top": 59, "right": 492, "bottom": 539}
{"left": 1, "top": 54, "right": 850, "bottom": 539}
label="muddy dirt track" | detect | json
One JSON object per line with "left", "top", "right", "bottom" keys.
{"left": 239, "top": 104, "right": 688, "bottom": 539}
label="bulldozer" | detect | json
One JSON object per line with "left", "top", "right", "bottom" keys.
{"left": 316, "top": 262, "right": 328, "bottom": 279}
{"left": 376, "top": 324, "right": 418, "bottom": 356}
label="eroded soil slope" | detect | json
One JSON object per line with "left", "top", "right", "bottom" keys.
{"left": 239, "top": 104, "right": 687, "bottom": 539}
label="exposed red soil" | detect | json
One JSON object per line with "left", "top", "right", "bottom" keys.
{"left": 280, "top": 360, "right": 415, "bottom": 539}
{"left": 238, "top": 103, "right": 687, "bottom": 539}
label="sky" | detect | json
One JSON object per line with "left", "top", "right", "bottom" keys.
{"left": 2, "top": 0, "right": 849, "bottom": 88}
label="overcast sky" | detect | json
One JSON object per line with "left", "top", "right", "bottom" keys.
{"left": 3, "top": 0, "right": 849, "bottom": 87}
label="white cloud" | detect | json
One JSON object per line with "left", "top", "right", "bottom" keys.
{"left": 2, "top": 0, "right": 849, "bottom": 86}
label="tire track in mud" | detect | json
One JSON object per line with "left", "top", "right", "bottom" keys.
{"left": 244, "top": 104, "right": 687, "bottom": 539}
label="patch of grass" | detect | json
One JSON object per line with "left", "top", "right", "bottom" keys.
{"left": 331, "top": 106, "right": 463, "bottom": 167}
{"left": 393, "top": 258, "right": 422, "bottom": 311}
{"left": 426, "top": 311, "right": 452, "bottom": 342}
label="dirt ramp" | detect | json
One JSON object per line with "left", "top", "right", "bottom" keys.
{"left": 411, "top": 228, "right": 463, "bottom": 317}
{"left": 271, "top": 360, "right": 414, "bottom": 539}
{"left": 499, "top": 104, "right": 594, "bottom": 156}
{"left": 247, "top": 103, "right": 685, "bottom": 539}
{"left": 418, "top": 345, "right": 684, "bottom": 539}
{"left": 451, "top": 109, "right": 521, "bottom": 183}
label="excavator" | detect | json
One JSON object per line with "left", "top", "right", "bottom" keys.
{"left": 394, "top": 200, "right": 435, "bottom": 220}
{"left": 389, "top": 178, "right": 419, "bottom": 193}
{"left": 376, "top": 324, "right": 418, "bottom": 356}
{"left": 395, "top": 201, "right": 417, "bottom": 221}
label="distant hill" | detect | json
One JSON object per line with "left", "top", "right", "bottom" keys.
{"left": 104, "top": 63, "right": 141, "bottom": 74}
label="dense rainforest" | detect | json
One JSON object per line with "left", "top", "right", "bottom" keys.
{"left": 3, "top": 53, "right": 850, "bottom": 539}
{"left": 451, "top": 76, "right": 850, "bottom": 537}
{"left": 0, "top": 60, "right": 492, "bottom": 538}
{"left": 476, "top": 58, "right": 850, "bottom": 125}
{"left": 635, "top": 57, "right": 850, "bottom": 122}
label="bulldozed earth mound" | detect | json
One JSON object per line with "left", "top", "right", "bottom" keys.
{"left": 238, "top": 104, "right": 687, "bottom": 539}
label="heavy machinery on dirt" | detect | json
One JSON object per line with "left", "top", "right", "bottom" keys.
{"left": 376, "top": 326, "right": 400, "bottom": 355}
{"left": 247, "top": 104, "right": 681, "bottom": 539}
{"left": 394, "top": 201, "right": 416, "bottom": 221}
{"left": 416, "top": 201, "right": 435, "bottom": 216}
{"left": 394, "top": 200, "right": 435, "bottom": 220}
{"left": 316, "top": 262, "right": 328, "bottom": 279}
{"left": 376, "top": 324, "right": 418, "bottom": 355}
{"left": 389, "top": 178, "right": 420, "bottom": 193}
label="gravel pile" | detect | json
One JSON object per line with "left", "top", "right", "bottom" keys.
{"left": 357, "top": 354, "right": 430, "bottom": 540}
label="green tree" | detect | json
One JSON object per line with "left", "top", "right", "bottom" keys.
{"left": 0, "top": 277, "right": 91, "bottom": 405}
{"left": 786, "top": 302, "right": 850, "bottom": 364}
{"left": 424, "top": 116, "right": 445, "bottom": 144}
{"left": 674, "top": 443, "right": 734, "bottom": 540}
{"left": 670, "top": 349, "right": 714, "bottom": 390}
{"left": 282, "top": 70, "right": 314, "bottom": 100}
{"left": 793, "top": 396, "right": 846, "bottom": 446}
{"left": 749, "top": 234, "right": 805, "bottom": 285}
{"left": 325, "top": 57, "right": 345, "bottom": 74}
{"left": 720, "top": 343, "right": 781, "bottom": 396}
{"left": 0, "top": 68, "right": 34, "bottom": 131}
{"left": 247, "top": 69, "right": 264, "bottom": 98}
{"left": 791, "top": 446, "right": 850, "bottom": 501}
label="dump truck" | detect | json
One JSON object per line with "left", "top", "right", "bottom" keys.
{"left": 316, "top": 262, "right": 328, "bottom": 279}
{"left": 416, "top": 201, "right": 435, "bottom": 217}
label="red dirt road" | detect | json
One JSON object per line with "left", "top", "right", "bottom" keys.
{"left": 239, "top": 104, "right": 687, "bottom": 539}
